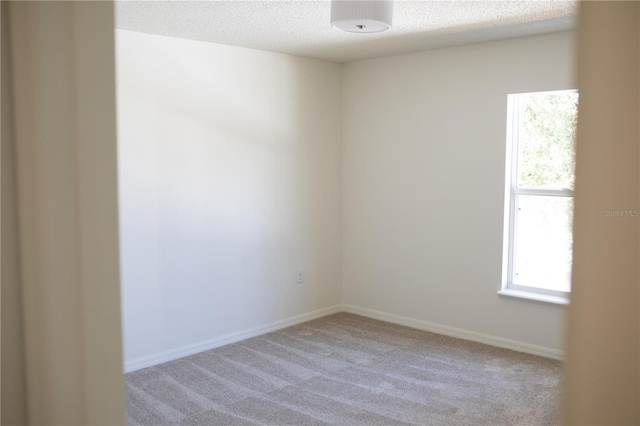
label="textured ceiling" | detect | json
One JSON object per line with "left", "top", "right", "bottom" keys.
{"left": 115, "top": 1, "right": 577, "bottom": 63}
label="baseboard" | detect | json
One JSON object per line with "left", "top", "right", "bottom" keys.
{"left": 341, "top": 304, "right": 563, "bottom": 360}
{"left": 125, "top": 302, "right": 562, "bottom": 372}
{"left": 124, "top": 304, "right": 342, "bottom": 373}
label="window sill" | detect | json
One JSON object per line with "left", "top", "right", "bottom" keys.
{"left": 498, "top": 289, "right": 569, "bottom": 305}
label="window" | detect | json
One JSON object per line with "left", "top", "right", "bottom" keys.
{"left": 501, "top": 90, "right": 578, "bottom": 304}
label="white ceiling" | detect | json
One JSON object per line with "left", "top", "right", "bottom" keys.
{"left": 115, "top": 1, "right": 577, "bottom": 63}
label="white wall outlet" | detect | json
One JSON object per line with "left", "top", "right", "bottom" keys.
{"left": 296, "top": 269, "right": 304, "bottom": 284}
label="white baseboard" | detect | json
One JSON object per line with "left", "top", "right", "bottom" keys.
{"left": 341, "top": 304, "right": 563, "bottom": 360}
{"left": 124, "top": 304, "right": 342, "bottom": 373}
{"left": 125, "top": 303, "right": 562, "bottom": 372}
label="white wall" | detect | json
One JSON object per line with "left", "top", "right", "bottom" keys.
{"left": 342, "top": 31, "right": 574, "bottom": 352}
{"left": 117, "top": 30, "right": 343, "bottom": 366}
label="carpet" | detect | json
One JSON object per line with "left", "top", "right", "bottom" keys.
{"left": 126, "top": 312, "right": 561, "bottom": 425}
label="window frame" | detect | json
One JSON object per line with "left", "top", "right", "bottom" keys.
{"left": 500, "top": 90, "right": 577, "bottom": 304}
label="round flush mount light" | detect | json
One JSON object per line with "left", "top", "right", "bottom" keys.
{"left": 330, "top": 1, "right": 394, "bottom": 34}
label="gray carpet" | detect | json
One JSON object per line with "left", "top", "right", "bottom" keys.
{"left": 126, "top": 313, "right": 561, "bottom": 425}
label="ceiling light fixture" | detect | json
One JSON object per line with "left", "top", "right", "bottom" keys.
{"left": 330, "top": 1, "right": 394, "bottom": 34}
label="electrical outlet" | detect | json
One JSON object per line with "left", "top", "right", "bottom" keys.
{"left": 296, "top": 269, "right": 304, "bottom": 284}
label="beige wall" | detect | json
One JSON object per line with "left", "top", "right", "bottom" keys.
{"left": 563, "top": 2, "right": 640, "bottom": 424}
{"left": 6, "top": 2, "right": 125, "bottom": 424}
{"left": 342, "top": 31, "right": 574, "bottom": 354}
{"left": 1, "top": 2, "right": 27, "bottom": 424}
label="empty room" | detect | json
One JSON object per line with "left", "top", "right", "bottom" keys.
{"left": 2, "top": 1, "right": 638, "bottom": 425}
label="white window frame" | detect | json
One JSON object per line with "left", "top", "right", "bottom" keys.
{"left": 499, "top": 90, "right": 576, "bottom": 305}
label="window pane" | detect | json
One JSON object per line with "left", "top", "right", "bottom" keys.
{"left": 517, "top": 92, "right": 578, "bottom": 190}
{"left": 513, "top": 195, "right": 573, "bottom": 292}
